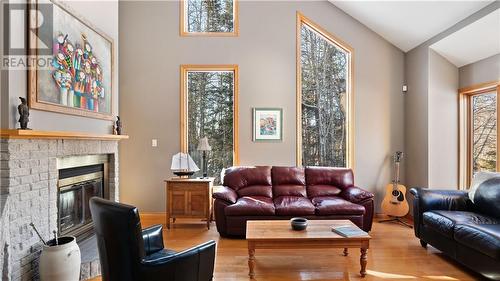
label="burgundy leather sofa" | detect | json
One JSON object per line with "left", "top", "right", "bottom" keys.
{"left": 213, "top": 166, "right": 374, "bottom": 237}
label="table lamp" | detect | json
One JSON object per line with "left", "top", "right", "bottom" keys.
{"left": 197, "top": 137, "right": 212, "bottom": 178}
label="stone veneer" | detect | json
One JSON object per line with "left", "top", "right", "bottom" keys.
{"left": 0, "top": 138, "right": 120, "bottom": 281}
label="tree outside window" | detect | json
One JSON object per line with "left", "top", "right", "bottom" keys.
{"left": 182, "top": 0, "right": 238, "bottom": 36}
{"left": 297, "top": 13, "right": 353, "bottom": 168}
{"left": 181, "top": 66, "right": 239, "bottom": 183}
{"left": 472, "top": 92, "right": 497, "bottom": 175}
{"left": 458, "top": 82, "right": 500, "bottom": 189}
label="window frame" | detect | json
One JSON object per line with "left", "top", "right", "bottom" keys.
{"left": 180, "top": 64, "right": 240, "bottom": 166}
{"left": 458, "top": 80, "right": 500, "bottom": 189}
{"left": 295, "top": 12, "right": 355, "bottom": 168}
{"left": 180, "top": 0, "right": 239, "bottom": 37}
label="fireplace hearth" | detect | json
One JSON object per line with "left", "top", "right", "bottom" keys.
{"left": 57, "top": 155, "right": 109, "bottom": 242}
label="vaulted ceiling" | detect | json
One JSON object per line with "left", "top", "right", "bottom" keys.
{"left": 330, "top": 1, "right": 495, "bottom": 52}
{"left": 430, "top": 9, "right": 500, "bottom": 67}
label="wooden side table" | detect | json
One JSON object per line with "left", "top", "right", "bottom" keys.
{"left": 165, "top": 177, "right": 214, "bottom": 229}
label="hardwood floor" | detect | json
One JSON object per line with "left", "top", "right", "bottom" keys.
{"left": 89, "top": 216, "right": 485, "bottom": 281}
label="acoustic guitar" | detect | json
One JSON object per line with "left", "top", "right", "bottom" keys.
{"left": 381, "top": 151, "right": 409, "bottom": 217}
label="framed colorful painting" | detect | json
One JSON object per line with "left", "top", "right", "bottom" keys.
{"left": 28, "top": 0, "right": 114, "bottom": 120}
{"left": 253, "top": 108, "right": 283, "bottom": 141}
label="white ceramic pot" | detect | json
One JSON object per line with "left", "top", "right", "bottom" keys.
{"left": 39, "top": 236, "right": 81, "bottom": 281}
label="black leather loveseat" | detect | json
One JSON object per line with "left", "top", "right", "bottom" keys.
{"left": 410, "top": 178, "right": 500, "bottom": 280}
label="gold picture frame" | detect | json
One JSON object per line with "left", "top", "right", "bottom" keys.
{"left": 28, "top": 0, "right": 114, "bottom": 120}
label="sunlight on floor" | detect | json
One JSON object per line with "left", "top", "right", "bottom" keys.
{"left": 366, "top": 270, "right": 416, "bottom": 279}
{"left": 298, "top": 271, "right": 349, "bottom": 280}
{"left": 422, "top": 276, "right": 458, "bottom": 280}
{"left": 366, "top": 270, "right": 460, "bottom": 280}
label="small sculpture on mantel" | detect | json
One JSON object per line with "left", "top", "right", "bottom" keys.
{"left": 18, "top": 97, "right": 30, "bottom": 130}
{"left": 114, "top": 116, "right": 122, "bottom": 135}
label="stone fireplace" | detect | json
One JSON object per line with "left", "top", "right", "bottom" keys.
{"left": 0, "top": 133, "right": 125, "bottom": 281}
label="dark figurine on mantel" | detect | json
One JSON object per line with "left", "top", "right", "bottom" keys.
{"left": 18, "top": 97, "right": 30, "bottom": 130}
{"left": 115, "top": 116, "right": 122, "bottom": 135}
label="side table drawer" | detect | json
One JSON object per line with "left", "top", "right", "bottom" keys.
{"left": 169, "top": 182, "right": 208, "bottom": 191}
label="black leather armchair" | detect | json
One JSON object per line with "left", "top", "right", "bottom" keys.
{"left": 89, "top": 197, "right": 216, "bottom": 281}
{"left": 410, "top": 187, "right": 500, "bottom": 280}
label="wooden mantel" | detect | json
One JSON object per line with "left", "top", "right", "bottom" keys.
{"left": 0, "top": 129, "right": 129, "bottom": 140}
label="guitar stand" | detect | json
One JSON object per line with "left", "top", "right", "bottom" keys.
{"left": 379, "top": 216, "right": 413, "bottom": 228}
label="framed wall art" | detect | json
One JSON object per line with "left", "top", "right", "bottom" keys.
{"left": 28, "top": 0, "right": 114, "bottom": 120}
{"left": 253, "top": 108, "right": 283, "bottom": 142}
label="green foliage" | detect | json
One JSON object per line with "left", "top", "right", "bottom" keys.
{"left": 187, "top": 71, "right": 234, "bottom": 183}
{"left": 186, "top": 0, "right": 234, "bottom": 33}
{"left": 300, "top": 24, "right": 349, "bottom": 167}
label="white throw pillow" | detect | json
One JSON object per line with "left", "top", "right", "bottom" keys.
{"left": 220, "top": 168, "right": 226, "bottom": 185}
{"left": 469, "top": 171, "right": 500, "bottom": 203}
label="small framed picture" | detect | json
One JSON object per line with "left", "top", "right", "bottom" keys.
{"left": 253, "top": 108, "right": 283, "bottom": 141}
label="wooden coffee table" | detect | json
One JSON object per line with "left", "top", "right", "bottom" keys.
{"left": 246, "top": 220, "right": 370, "bottom": 278}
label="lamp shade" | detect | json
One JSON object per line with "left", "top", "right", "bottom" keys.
{"left": 197, "top": 137, "right": 212, "bottom": 151}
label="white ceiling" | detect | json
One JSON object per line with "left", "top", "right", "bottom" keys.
{"left": 430, "top": 9, "right": 500, "bottom": 67}
{"left": 330, "top": 1, "right": 495, "bottom": 52}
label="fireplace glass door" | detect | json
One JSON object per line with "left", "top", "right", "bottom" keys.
{"left": 84, "top": 179, "right": 103, "bottom": 222}
{"left": 59, "top": 178, "right": 103, "bottom": 234}
{"left": 59, "top": 185, "right": 84, "bottom": 233}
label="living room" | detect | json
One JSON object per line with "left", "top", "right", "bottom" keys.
{"left": 0, "top": 0, "right": 499, "bottom": 280}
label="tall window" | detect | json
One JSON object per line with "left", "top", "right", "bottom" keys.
{"left": 181, "top": 65, "right": 239, "bottom": 182}
{"left": 180, "top": 0, "right": 239, "bottom": 36}
{"left": 296, "top": 12, "right": 353, "bottom": 167}
{"left": 459, "top": 81, "right": 500, "bottom": 188}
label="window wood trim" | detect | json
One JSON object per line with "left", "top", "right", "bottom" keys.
{"left": 180, "top": 65, "right": 240, "bottom": 165}
{"left": 179, "top": 0, "right": 239, "bottom": 37}
{"left": 458, "top": 80, "right": 500, "bottom": 189}
{"left": 295, "top": 11, "right": 355, "bottom": 168}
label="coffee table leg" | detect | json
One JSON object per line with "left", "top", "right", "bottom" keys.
{"left": 343, "top": 248, "right": 348, "bottom": 256}
{"left": 248, "top": 248, "right": 256, "bottom": 278}
{"left": 360, "top": 248, "right": 367, "bottom": 277}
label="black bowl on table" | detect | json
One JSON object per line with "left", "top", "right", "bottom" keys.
{"left": 290, "top": 217, "right": 308, "bottom": 231}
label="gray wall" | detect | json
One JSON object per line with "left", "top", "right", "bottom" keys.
{"left": 119, "top": 0, "right": 405, "bottom": 212}
{"left": 428, "top": 50, "right": 458, "bottom": 188}
{"left": 404, "top": 45, "right": 429, "bottom": 188}
{"left": 1, "top": 0, "right": 8, "bottom": 129}
{"left": 2, "top": 0, "right": 119, "bottom": 133}
{"left": 459, "top": 54, "right": 500, "bottom": 88}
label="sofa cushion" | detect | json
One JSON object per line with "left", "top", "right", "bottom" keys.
{"left": 474, "top": 177, "right": 500, "bottom": 219}
{"left": 225, "top": 196, "right": 275, "bottom": 216}
{"left": 223, "top": 166, "right": 273, "bottom": 198}
{"left": 273, "top": 196, "right": 315, "bottom": 216}
{"left": 340, "top": 186, "right": 374, "bottom": 203}
{"left": 311, "top": 196, "right": 365, "bottom": 215}
{"left": 423, "top": 211, "right": 499, "bottom": 238}
{"left": 305, "top": 167, "right": 353, "bottom": 197}
{"left": 454, "top": 224, "right": 500, "bottom": 259}
{"left": 272, "top": 167, "right": 307, "bottom": 198}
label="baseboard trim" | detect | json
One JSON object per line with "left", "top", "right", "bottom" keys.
{"left": 143, "top": 212, "right": 414, "bottom": 224}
